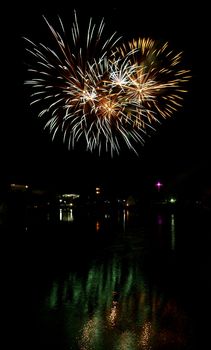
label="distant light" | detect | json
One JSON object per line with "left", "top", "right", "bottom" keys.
{"left": 155, "top": 181, "right": 163, "bottom": 190}
{"left": 96, "top": 187, "right": 101, "bottom": 195}
{"left": 61, "top": 193, "right": 79, "bottom": 199}
{"left": 10, "top": 183, "right": 29, "bottom": 191}
{"left": 169, "top": 197, "right": 176, "bottom": 203}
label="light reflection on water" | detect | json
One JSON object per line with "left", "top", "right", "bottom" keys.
{"left": 59, "top": 208, "right": 74, "bottom": 222}
{"left": 6, "top": 204, "right": 210, "bottom": 349}
{"left": 40, "top": 251, "right": 190, "bottom": 349}
{"left": 33, "top": 208, "right": 195, "bottom": 350}
{"left": 170, "top": 214, "right": 176, "bottom": 250}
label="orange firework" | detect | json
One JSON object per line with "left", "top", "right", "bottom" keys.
{"left": 24, "top": 11, "right": 191, "bottom": 156}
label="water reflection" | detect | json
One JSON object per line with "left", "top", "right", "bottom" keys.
{"left": 122, "top": 209, "right": 129, "bottom": 232}
{"left": 59, "top": 208, "right": 74, "bottom": 222}
{"left": 41, "top": 255, "right": 191, "bottom": 349}
{"left": 3, "top": 190, "right": 211, "bottom": 349}
{"left": 170, "top": 214, "right": 176, "bottom": 250}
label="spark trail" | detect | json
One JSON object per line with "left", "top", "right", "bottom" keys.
{"left": 24, "top": 11, "right": 191, "bottom": 155}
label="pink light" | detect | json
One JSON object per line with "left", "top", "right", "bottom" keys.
{"left": 155, "top": 181, "right": 163, "bottom": 190}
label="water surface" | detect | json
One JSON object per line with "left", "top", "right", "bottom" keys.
{"left": 3, "top": 204, "right": 211, "bottom": 349}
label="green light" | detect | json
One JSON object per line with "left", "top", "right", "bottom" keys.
{"left": 169, "top": 197, "right": 176, "bottom": 203}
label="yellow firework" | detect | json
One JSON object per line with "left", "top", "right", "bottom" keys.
{"left": 24, "top": 12, "right": 191, "bottom": 155}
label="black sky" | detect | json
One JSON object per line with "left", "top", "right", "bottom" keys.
{"left": 1, "top": 1, "right": 210, "bottom": 195}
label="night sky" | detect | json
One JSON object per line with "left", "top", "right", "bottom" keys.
{"left": 1, "top": 1, "right": 210, "bottom": 196}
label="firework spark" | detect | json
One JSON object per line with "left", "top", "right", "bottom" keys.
{"left": 24, "top": 11, "right": 191, "bottom": 155}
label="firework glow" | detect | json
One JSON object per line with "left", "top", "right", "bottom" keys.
{"left": 24, "top": 11, "right": 191, "bottom": 155}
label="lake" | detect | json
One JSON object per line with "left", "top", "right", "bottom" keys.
{"left": 2, "top": 202, "right": 211, "bottom": 349}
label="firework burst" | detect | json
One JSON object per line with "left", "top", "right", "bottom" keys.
{"left": 24, "top": 11, "right": 191, "bottom": 155}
